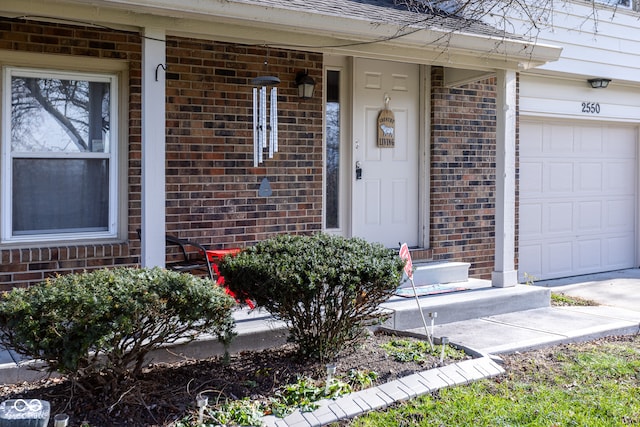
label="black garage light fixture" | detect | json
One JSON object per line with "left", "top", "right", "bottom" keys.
{"left": 588, "top": 78, "right": 611, "bottom": 89}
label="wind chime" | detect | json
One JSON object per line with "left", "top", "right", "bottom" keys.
{"left": 251, "top": 75, "right": 280, "bottom": 167}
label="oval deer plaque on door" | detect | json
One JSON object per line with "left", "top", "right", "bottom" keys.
{"left": 377, "top": 108, "right": 395, "bottom": 148}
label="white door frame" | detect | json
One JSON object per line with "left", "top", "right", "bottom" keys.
{"left": 418, "top": 64, "right": 430, "bottom": 249}
{"left": 323, "top": 55, "right": 429, "bottom": 249}
{"left": 323, "top": 55, "right": 353, "bottom": 238}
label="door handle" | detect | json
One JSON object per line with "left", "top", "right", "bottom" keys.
{"left": 355, "top": 161, "right": 362, "bottom": 180}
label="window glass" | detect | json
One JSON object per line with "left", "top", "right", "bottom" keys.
{"left": 325, "top": 70, "right": 340, "bottom": 229}
{"left": 593, "top": 0, "right": 631, "bottom": 8}
{"left": 11, "top": 76, "right": 110, "bottom": 153}
{"left": 4, "top": 68, "right": 116, "bottom": 241}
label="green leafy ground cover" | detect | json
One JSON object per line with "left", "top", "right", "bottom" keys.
{"left": 551, "top": 292, "right": 599, "bottom": 307}
{"left": 344, "top": 335, "right": 640, "bottom": 427}
{"left": 175, "top": 337, "right": 465, "bottom": 426}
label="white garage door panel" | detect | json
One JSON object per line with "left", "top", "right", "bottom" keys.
{"left": 549, "top": 125, "right": 574, "bottom": 152}
{"left": 520, "top": 202, "right": 543, "bottom": 236}
{"left": 521, "top": 163, "right": 543, "bottom": 193}
{"left": 548, "top": 162, "right": 573, "bottom": 191}
{"left": 607, "top": 234, "right": 635, "bottom": 266}
{"left": 578, "top": 163, "right": 601, "bottom": 191}
{"left": 519, "top": 120, "right": 637, "bottom": 281}
{"left": 548, "top": 241, "right": 573, "bottom": 276}
{"left": 547, "top": 202, "right": 573, "bottom": 233}
{"left": 577, "top": 239, "right": 601, "bottom": 269}
{"left": 608, "top": 161, "right": 635, "bottom": 193}
{"left": 577, "top": 200, "right": 602, "bottom": 230}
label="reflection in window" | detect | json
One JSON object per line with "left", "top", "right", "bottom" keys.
{"left": 593, "top": 0, "right": 631, "bottom": 7}
{"left": 326, "top": 70, "right": 340, "bottom": 229}
{"left": 4, "top": 68, "right": 116, "bottom": 240}
{"left": 11, "top": 77, "right": 110, "bottom": 153}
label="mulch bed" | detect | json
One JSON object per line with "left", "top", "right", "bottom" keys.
{"left": 0, "top": 330, "right": 464, "bottom": 426}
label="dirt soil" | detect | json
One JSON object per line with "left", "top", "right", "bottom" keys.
{"left": 1, "top": 330, "right": 635, "bottom": 426}
{"left": 0, "top": 330, "right": 466, "bottom": 426}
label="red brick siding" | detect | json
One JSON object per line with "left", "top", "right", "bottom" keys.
{"left": 0, "top": 18, "right": 141, "bottom": 289}
{"left": 164, "top": 37, "right": 323, "bottom": 248}
{"left": 0, "top": 18, "right": 510, "bottom": 287}
{"left": 430, "top": 67, "right": 497, "bottom": 279}
{"left": 0, "top": 20, "right": 324, "bottom": 289}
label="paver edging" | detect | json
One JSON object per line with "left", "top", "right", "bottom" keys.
{"left": 266, "top": 355, "right": 505, "bottom": 427}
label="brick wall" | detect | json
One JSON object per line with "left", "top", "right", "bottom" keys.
{"left": 0, "top": 18, "right": 509, "bottom": 287}
{"left": 430, "top": 67, "right": 498, "bottom": 279}
{"left": 0, "top": 18, "right": 141, "bottom": 289}
{"left": 164, "top": 37, "right": 324, "bottom": 248}
{"left": 0, "top": 20, "right": 323, "bottom": 289}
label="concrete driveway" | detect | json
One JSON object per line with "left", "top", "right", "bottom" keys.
{"left": 416, "top": 268, "right": 640, "bottom": 355}
{"left": 534, "top": 268, "right": 640, "bottom": 313}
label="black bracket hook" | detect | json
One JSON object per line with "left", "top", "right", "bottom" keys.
{"left": 155, "top": 63, "right": 166, "bottom": 82}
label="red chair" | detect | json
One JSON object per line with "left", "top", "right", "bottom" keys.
{"left": 137, "top": 229, "right": 214, "bottom": 280}
{"left": 136, "top": 230, "right": 252, "bottom": 306}
{"left": 200, "top": 248, "right": 255, "bottom": 309}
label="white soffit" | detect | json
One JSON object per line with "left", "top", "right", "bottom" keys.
{"left": 444, "top": 68, "right": 496, "bottom": 87}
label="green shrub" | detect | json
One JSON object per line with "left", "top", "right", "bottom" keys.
{"left": 218, "top": 233, "right": 405, "bottom": 361}
{"left": 0, "top": 267, "right": 236, "bottom": 391}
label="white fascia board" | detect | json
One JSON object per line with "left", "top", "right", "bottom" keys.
{"left": 1, "top": 0, "right": 561, "bottom": 70}
{"left": 92, "top": 0, "right": 562, "bottom": 69}
{"left": 0, "top": 0, "right": 150, "bottom": 31}
{"left": 169, "top": 20, "right": 560, "bottom": 71}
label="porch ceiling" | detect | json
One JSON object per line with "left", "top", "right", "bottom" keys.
{"left": 0, "top": 0, "right": 561, "bottom": 71}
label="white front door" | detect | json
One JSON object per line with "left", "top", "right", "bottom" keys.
{"left": 352, "top": 58, "right": 420, "bottom": 247}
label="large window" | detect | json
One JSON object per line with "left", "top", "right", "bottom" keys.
{"left": 2, "top": 68, "right": 118, "bottom": 242}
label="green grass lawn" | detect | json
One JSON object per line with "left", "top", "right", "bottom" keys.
{"left": 346, "top": 336, "right": 640, "bottom": 426}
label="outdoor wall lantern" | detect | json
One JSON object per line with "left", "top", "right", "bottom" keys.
{"left": 296, "top": 71, "right": 316, "bottom": 99}
{"left": 588, "top": 78, "right": 611, "bottom": 89}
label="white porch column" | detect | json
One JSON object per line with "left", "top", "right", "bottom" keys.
{"left": 492, "top": 69, "right": 518, "bottom": 288}
{"left": 140, "top": 27, "right": 166, "bottom": 267}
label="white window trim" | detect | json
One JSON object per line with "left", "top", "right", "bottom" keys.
{"left": 592, "top": 0, "right": 634, "bottom": 10}
{"left": 1, "top": 66, "right": 119, "bottom": 243}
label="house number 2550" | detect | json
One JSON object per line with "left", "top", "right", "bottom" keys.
{"left": 581, "top": 102, "right": 601, "bottom": 114}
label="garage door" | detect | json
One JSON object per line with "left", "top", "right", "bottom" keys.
{"left": 519, "top": 120, "right": 637, "bottom": 281}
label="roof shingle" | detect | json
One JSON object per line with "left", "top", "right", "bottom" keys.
{"left": 229, "top": 0, "right": 512, "bottom": 39}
